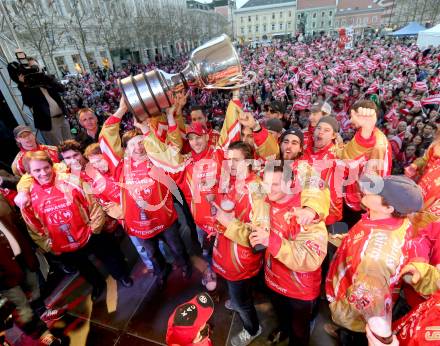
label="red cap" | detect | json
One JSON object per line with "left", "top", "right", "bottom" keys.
{"left": 186, "top": 122, "right": 208, "bottom": 136}
{"left": 166, "top": 292, "right": 214, "bottom": 345}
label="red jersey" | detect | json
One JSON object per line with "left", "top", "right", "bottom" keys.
{"left": 265, "top": 193, "right": 328, "bottom": 300}
{"left": 394, "top": 291, "right": 440, "bottom": 346}
{"left": 411, "top": 144, "right": 440, "bottom": 230}
{"left": 12, "top": 144, "right": 60, "bottom": 176}
{"left": 326, "top": 215, "right": 420, "bottom": 332}
{"left": 22, "top": 173, "right": 97, "bottom": 254}
{"left": 115, "top": 158, "right": 177, "bottom": 239}
{"left": 82, "top": 169, "right": 122, "bottom": 233}
{"left": 99, "top": 115, "right": 178, "bottom": 239}
{"left": 302, "top": 125, "right": 315, "bottom": 151}
{"left": 175, "top": 146, "right": 224, "bottom": 235}
{"left": 341, "top": 128, "right": 392, "bottom": 211}
{"left": 303, "top": 142, "right": 343, "bottom": 225}
{"left": 0, "top": 188, "right": 17, "bottom": 207}
{"left": 212, "top": 173, "right": 268, "bottom": 282}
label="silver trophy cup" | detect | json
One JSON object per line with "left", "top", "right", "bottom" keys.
{"left": 118, "top": 34, "right": 256, "bottom": 122}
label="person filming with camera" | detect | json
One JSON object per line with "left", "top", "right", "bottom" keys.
{"left": 7, "top": 51, "right": 71, "bottom": 146}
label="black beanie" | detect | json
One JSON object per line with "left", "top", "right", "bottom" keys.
{"left": 279, "top": 128, "right": 304, "bottom": 147}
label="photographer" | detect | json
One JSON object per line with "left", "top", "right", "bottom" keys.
{"left": 8, "top": 55, "right": 71, "bottom": 146}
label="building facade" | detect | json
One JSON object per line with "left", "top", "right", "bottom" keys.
{"left": 234, "top": 0, "right": 297, "bottom": 42}
{"left": 296, "top": 0, "right": 336, "bottom": 35}
{"left": 381, "top": 0, "right": 440, "bottom": 29}
{"left": 335, "top": 0, "right": 384, "bottom": 32}
{"left": 0, "top": 0, "right": 227, "bottom": 77}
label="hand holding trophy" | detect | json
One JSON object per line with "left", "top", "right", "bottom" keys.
{"left": 118, "top": 34, "right": 256, "bottom": 123}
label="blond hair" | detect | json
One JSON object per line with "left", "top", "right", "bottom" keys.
{"left": 23, "top": 150, "right": 53, "bottom": 173}
{"left": 84, "top": 143, "right": 102, "bottom": 159}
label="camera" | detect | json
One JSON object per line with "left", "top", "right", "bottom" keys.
{"left": 7, "top": 49, "right": 47, "bottom": 88}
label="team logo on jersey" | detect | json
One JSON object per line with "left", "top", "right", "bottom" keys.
{"left": 48, "top": 209, "right": 73, "bottom": 225}
{"left": 305, "top": 240, "right": 322, "bottom": 256}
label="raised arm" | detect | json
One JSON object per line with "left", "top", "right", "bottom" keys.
{"left": 98, "top": 97, "right": 127, "bottom": 171}
{"left": 217, "top": 90, "right": 243, "bottom": 150}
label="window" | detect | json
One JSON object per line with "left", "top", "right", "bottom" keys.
{"left": 241, "top": 16, "right": 244, "bottom": 23}
{"left": 322, "top": 12, "right": 325, "bottom": 17}
{"left": 272, "top": 12, "right": 275, "bottom": 19}
{"left": 298, "top": 14, "right": 301, "bottom": 19}
{"left": 55, "top": 56, "right": 65, "bottom": 66}
{"left": 288, "top": 21, "right": 291, "bottom": 28}
{"left": 321, "top": 21, "right": 324, "bottom": 27}
{"left": 248, "top": 25, "right": 251, "bottom": 32}
{"left": 280, "top": 12, "right": 283, "bottom": 18}
{"left": 272, "top": 23, "right": 275, "bottom": 30}
{"left": 255, "top": 25, "right": 259, "bottom": 32}
{"left": 263, "top": 15, "right": 266, "bottom": 21}
{"left": 329, "top": 20, "right": 332, "bottom": 26}
{"left": 263, "top": 24, "right": 267, "bottom": 31}
{"left": 255, "top": 15, "right": 258, "bottom": 20}
{"left": 312, "top": 22, "right": 315, "bottom": 28}
{"left": 288, "top": 11, "right": 291, "bottom": 17}
{"left": 248, "top": 16, "right": 251, "bottom": 22}
{"left": 372, "top": 16, "right": 377, "bottom": 23}
{"left": 329, "top": 11, "right": 333, "bottom": 16}
{"left": 313, "top": 13, "right": 316, "bottom": 18}
{"left": 280, "top": 23, "right": 283, "bottom": 30}
{"left": 241, "top": 27, "right": 244, "bottom": 34}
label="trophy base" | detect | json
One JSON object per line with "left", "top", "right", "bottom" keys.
{"left": 119, "top": 70, "right": 174, "bottom": 122}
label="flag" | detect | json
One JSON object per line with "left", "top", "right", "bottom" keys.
{"left": 324, "top": 85, "right": 339, "bottom": 96}
{"left": 384, "top": 105, "right": 399, "bottom": 128}
{"left": 389, "top": 131, "right": 406, "bottom": 155}
{"left": 406, "top": 99, "right": 422, "bottom": 109}
{"left": 366, "top": 81, "right": 379, "bottom": 95}
{"left": 413, "top": 81, "right": 428, "bottom": 92}
{"left": 421, "top": 94, "right": 440, "bottom": 106}
{"left": 293, "top": 98, "right": 310, "bottom": 111}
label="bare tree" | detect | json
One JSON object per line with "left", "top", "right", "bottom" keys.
{"left": 68, "top": 0, "right": 93, "bottom": 72}
{"left": 6, "top": 0, "right": 65, "bottom": 74}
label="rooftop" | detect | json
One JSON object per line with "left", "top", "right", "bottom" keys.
{"left": 297, "top": 0, "right": 336, "bottom": 10}
{"left": 241, "top": 0, "right": 294, "bottom": 8}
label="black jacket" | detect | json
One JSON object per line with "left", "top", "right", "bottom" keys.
{"left": 75, "top": 126, "right": 101, "bottom": 151}
{"left": 18, "top": 74, "right": 67, "bottom": 131}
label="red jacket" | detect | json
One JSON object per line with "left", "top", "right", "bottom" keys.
{"left": 303, "top": 142, "right": 343, "bottom": 225}
{"left": 393, "top": 291, "right": 440, "bottom": 346}
{"left": 174, "top": 146, "right": 224, "bottom": 235}
{"left": 265, "top": 193, "right": 328, "bottom": 300}
{"left": 326, "top": 215, "right": 423, "bottom": 332}
{"left": 342, "top": 128, "right": 392, "bottom": 211}
{"left": 99, "top": 115, "right": 178, "bottom": 239}
{"left": 21, "top": 173, "right": 101, "bottom": 254}
{"left": 83, "top": 170, "right": 122, "bottom": 233}
{"left": 212, "top": 173, "right": 267, "bottom": 281}
{"left": 115, "top": 158, "right": 177, "bottom": 239}
{"left": 302, "top": 125, "right": 315, "bottom": 151}
{"left": 403, "top": 221, "right": 440, "bottom": 308}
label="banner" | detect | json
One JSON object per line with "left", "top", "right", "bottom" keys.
{"left": 345, "top": 27, "right": 354, "bottom": 50}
